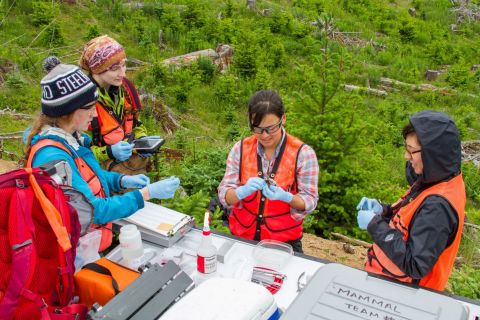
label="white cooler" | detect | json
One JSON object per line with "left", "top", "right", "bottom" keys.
{"left": 160, "top": 278, "right": 280, "bottom": 320}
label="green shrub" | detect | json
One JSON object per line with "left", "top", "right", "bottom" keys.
{"left": 40, "top": 22, "right": 65, "bottom": 47}
{"left": 31, "top": 1, "right": 56, "bottom": 26}
{"left": 233, "top": 32, "right": 258, "bottom": 79}
{"left": 448, "top": 265, "right": 480, "bottom": 299}
{"left": 5, "top": 73, "right": 25, "bottom": 89}
{"left": 398, "top": 20, "right": 416, "bottom": 43}
{"left": 84, "top": 24, "right": 101, "bottom": 41}
{"left": 193, "top": 58, "right": 216, "bottom": 83}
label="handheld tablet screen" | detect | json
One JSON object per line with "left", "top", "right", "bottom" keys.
{"left": 133, "top": 138, "right": 165, "bottom": 152}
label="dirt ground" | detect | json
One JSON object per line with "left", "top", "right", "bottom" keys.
{"left": 301, "top": 233, "right": 368, "bottom": 270}
{"left": 0, "top": 159, "right": 19, "bottom": 174}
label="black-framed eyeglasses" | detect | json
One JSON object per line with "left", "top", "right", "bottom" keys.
{"left": 404, "top": 144, "right": 422, "bottom": 157}
{"left": 251, "top": 118, "right": 283, "bottom": 135}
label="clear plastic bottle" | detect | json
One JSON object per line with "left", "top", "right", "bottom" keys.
{"left": 197, "top": 212, "right": 217, "bottom": 274}
{"left": 119, "top": 224, "right": 144, "bottom": 262}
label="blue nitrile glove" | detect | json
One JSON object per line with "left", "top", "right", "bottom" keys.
{"left": 121, "top": 174, "right": 150, "bottom": 189}
{"left": 147, "top": 176, "right": 180, "bottom": 200}
{"left": 235, "top": 177, "right": 266, "bottom": 200}
{"left": 262, "top": 185, "right": 294, "bottom": 203}
{"left": 111, "top": 141, "right": 134, "bottom": 162}
{"left": 356, "top": 197, "right": 383, "bottom": 215}
{"left": 357, "top": 210, "right": 376, "bottom": 230}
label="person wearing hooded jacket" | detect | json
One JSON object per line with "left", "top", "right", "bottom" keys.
{"left": 356, "top": 110, "right": 465, "bottom": 291}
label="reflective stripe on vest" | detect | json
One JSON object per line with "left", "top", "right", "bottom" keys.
{"left": 365, "top": 174, "right": 466, "bottom": 291}
{"left": 26, "top": 139, "right": 113, "bottom": 252}
{"left": 229, "top": 134, "right": 304, "bottom": 242}
{"left": 95, "top": 100, "right": 134, "bottom": 146}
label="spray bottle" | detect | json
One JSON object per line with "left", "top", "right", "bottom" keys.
{"left": 197, "top": 211, "right": 217, "bottom": 274}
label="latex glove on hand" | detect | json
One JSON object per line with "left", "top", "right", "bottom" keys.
{"left": 357, "top": 210, "right": 376, "bottom": 230}
{"left": 235, "top": 177, "right": 266, "bottom": 200}
{"left": 147, "top": 176, "right": 180, "bottom": 200}
{"left": 262, "top": 185, "right": 294, "bottom": 203}
{"left": 356, "top": 197, "right": 383, "bottom": 215}
{"left": 111, "top": 141, "right": 134, "bottom": 162}
{"left": 122, "top": 174, "right": 150, "bottom": 189}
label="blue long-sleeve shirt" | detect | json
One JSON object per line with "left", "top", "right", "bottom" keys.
{"left": 30, "top": 133, "right": 144, "bottom": 224}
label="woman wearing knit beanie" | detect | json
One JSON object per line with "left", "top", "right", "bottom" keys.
{"left": 24, "top": 57, "right": 181, "bottom": 252}
{"left": 79, "top": 35, "right": 152, "bottom": 175}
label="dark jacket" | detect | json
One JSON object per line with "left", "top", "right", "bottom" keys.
{"left": 368, "top": 110, "right": 461, "bottom": 280}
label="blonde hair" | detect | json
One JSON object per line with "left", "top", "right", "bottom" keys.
{"left": 24, "top": 112, "right": 74, "bottom": 158}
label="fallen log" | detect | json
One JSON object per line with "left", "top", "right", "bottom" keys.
{"left": 343, "top": 84, "right": 388, "bottom": 97}
{"left": 331, "top": 232, "right": 371, "bottom": 248}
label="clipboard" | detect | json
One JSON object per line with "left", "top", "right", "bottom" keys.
{"left": 117, "top": 202, "right": 195, "bottom": 247}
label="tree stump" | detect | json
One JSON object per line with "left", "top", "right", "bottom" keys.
{"left": 425, "top": 70, "right": 440, "bottom": 81}
{"left": 408, "top": 7, "right": 417, "bottom": 17}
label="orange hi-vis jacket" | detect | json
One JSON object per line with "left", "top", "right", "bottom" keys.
{"left": 27, "top": 139, "right": 113, "bottom": 252}
{"left": 365, "top": 174, "right": 465, "bottom": 291}
{"left": 229, "top": 134, "right": 305, "bottom": 242}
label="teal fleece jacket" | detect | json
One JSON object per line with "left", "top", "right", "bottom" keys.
{"left": 30, "top": 133, "right": 144, "bottom": 224}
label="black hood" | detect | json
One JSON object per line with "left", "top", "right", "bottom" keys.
{"left": 409, "top": 110, "right": 461, "bottom": 184}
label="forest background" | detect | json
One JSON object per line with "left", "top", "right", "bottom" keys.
{"left": 0, "top": 0, "right": 479, "bottom": 298}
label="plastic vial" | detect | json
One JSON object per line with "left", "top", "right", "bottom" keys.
{"left": 197, "top": 212, "right": 217, "bottom": 274}
{"left": 119, "top": 224, "right": 144, "bottom": 262}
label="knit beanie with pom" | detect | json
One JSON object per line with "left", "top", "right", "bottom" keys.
{"left": 41, "top": 56, "right": 98, "bottom": 117}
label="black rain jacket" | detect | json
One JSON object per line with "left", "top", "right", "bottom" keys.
{"left": 368, "top": 110, "right": 462, "bottom": 280}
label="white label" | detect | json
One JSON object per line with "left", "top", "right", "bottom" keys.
{"left": 197, "top": 254, "right": 217, "bottom": 274}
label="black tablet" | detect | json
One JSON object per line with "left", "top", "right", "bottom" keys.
{"left": 132, "top": 137, "right": 165, "bottom": 153}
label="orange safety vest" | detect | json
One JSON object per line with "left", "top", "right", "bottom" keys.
{"left": 94, "top": 99, "right": 134, "bottom": 146}
{"left": 365, "top": 174, "right": 466, "bottom": 291}
{"left": 229, "top": 134, "right": 305, "bottom": 242}
{"left": 92, "top": 78, "right": 141, "bottom": 146}
{"left": 26, "top": 139, "right": 113, "bottom": 252}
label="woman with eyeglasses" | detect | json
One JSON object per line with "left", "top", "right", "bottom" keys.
{"left": 79, "top": 35, "right": 152, "bottom": 174}
{"left": 25, "top": 58, "right": 180, "bottom": 252}
{"left": 355, "top": 110, "right": 465, "bottom": 291}
{"left": 218, "top": 90, "right": 319, "bottom": 253}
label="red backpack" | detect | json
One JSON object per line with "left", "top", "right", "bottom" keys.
{"left": 0, "top": 168, "right": 87, "bottom": 320}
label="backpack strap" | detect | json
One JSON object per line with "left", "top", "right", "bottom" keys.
{"left": 26, "top": 168, "right": 72, "bottom": 251}
{"left": 90, "top": 116, "right": 102, "bottom": 146}
{"left": 26, "top": 139, "right": 75, "bottom": 168}
{"left": 122, "top": 78, "right": 142, "bottom": 111}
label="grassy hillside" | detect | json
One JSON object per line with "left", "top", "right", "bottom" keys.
{"left": 1, "top": 0, "right": 479, "bottom": 297}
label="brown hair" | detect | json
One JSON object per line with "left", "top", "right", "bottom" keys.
{"left": 248, "top": 90, "right": 285, "bottom": 129}
{"left": 24, "top": 113, "right": 75, "bottom": 158}
{"left": 402, "top": 123, "right": 415, "bottom": 139}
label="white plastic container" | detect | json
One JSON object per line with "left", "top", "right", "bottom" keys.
{"left": 197, "top": 212, "right": 217, "bottom": 274}
{"left": 252, "top": 239, "right": 293, "bottom": 270}
{"left": 119, "top": 224, "right": 144, "bottom": 261}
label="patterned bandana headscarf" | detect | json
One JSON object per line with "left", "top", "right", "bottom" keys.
{"left": 79, "top": 35, "right": 126, "bottom": 74}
